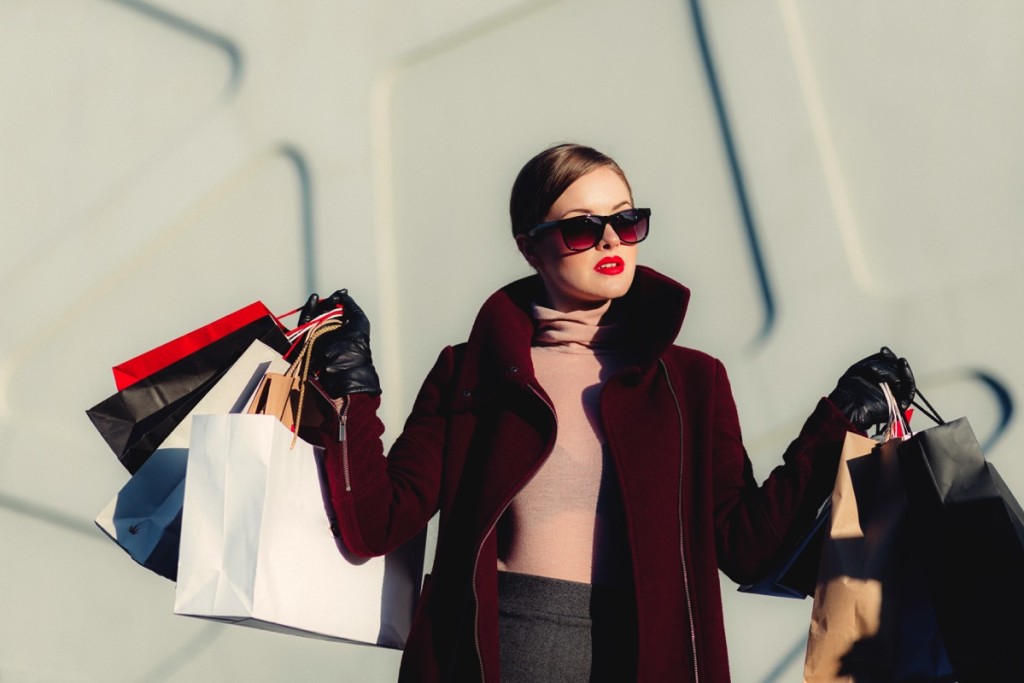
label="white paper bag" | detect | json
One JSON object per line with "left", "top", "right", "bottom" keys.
{"left": 174, "top": 413, "right": 423, "bottom": 648}
{"left": 94, "top": 339, "right": 290, "bottom": 579}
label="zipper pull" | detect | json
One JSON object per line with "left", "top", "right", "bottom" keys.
{"left": 336, "top": 396, "right": 348, "bottom": 442}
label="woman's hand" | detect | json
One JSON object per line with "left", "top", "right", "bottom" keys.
{"left": 828, "top": 346, "right": 915, "bottom": 431}
{"left": 299, "top": 289, "right": 381, "bottom": 398}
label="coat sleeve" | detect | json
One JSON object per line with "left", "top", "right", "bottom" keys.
{"left": 706, "top": 357, "right": 856, "bottom": 583}
{"left": 313, "top": 346, "right": 457, "bottom": 558}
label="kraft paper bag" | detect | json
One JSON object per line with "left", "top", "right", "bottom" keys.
{"left": 246, "top": 316, "right": 343, "bottom": 433}
{"left": 246, "top": 372, "right": 303, "bottom": 430}
{"left": 804, "top": 430, "right": 953, "bottom": 682}
{"left": 94, "top": 339, "right": 290, "bottom": 579}
{"left": 174, "top": 413, "right": 424, "bottom": 648}
{"left": 804, "top": 431, "right": 889, "bottom": 682}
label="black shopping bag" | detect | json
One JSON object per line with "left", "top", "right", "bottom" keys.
{"left": 898, "top": 416, "right": 1024, "bottom": 682}
{"left": 94, "top": 339, "right": 291, "bottom": 580}
{"left": 87, "top": 315, "right": 290, "bottom": 473}
{"left": 738, "top": 498, "right": 830, "bottom": 599}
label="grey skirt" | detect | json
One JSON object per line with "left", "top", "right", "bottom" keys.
{"left": 497, "top": 571, "right": 638, "bottom": 683}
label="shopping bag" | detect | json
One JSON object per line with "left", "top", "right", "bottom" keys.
{"left": 804, "top": 430, "right": 893, "bottom": 681}
{"left": 737, "top": 498, "right": 830, "bottom": 598}
{"left": 898, "top": 416, "right": 1024, "bottom": 682}
{"left": 805, "top": 385, "right": 953, "bottom": 682}
{"left": 112, "top": 301, "right": 280, "bottom": 390}
{"left": 739, "top": 392, "right": 918, "bottom": 600}
{"left": 174, "top": 413, "right": 424, "bottom": 648}
{"left": 94, "top": 339, "right": 290, "bottom": 579}
{"left": 87, "top": 313, "right": 290, "bottom": 473}
{"left": 93, "top": 451, "right": 184, "bottom": 580}
{"left": 246, "top": 316, "right": 342, "bottom": 434}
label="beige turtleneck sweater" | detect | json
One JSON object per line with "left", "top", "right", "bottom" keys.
{"left": 496, "top": 302, "right": 634, "bottom": 586}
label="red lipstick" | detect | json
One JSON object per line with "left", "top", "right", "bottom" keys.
{"left": 595, "top": 256, "right": 624, "bottom": 275}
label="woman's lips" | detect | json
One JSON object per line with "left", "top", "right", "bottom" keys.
{"left": 595, "top": 256, "right": 624, "bottom": 275}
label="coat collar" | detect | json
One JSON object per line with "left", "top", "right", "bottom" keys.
{"left": 465, "top": 266, "right": 691, "bottom": 385}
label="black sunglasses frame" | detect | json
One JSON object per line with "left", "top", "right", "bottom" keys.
{"left": 526, "top": 208, "right": 651, "bottom": 252}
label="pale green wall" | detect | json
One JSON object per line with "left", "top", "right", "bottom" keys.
{"left": 2, "top": 1, "right": 1022, "bottom": 680}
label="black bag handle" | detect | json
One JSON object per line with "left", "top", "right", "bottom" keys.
{"left": 911, "top": 389, "right": 944, "bottom": 426}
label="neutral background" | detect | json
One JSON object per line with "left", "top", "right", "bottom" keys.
{"left": 2, "top": 1, "right": 1022, "bottom": 681}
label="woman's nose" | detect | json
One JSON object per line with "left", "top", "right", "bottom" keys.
{"left": 598, "top": 222, "right": 620, "bottom": 249}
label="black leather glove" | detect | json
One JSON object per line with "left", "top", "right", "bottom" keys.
{"left": 298, "top": 289, "right": 381, "bottom": 398}
{"left": 828, "top": 346, "right": 916, "bottom": 431}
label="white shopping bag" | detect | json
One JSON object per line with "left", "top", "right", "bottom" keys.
{"left": 174, "top": 413, "right": 424, "bottom": 648}
{"left": 95, "top": 339, "right": 289, "bottom": 579}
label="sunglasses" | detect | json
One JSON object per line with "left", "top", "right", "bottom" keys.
{"left": 527, "top": 208, "right": 651, "bottom": 252}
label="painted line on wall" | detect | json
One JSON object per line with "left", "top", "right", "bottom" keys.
{"left": 277, "top": 144, "right": 318, "bottom": 297}
{"left": 0, "top": 491, "right": 99, "bottom": 538}
{"left": 137, "top": 623, "right": 225, "bottom": 683}
{"left": 686, "top": 0, "right": 776, "bottom": 345}
{"left": 777, "top": 0, "right": 875, "bottom": 293}
{"left": 368, "top": 0, "right": 562, "bottom": 423}
{"left": 971, "top": 369, "right": 1014, "bottom": 452}
{"left": 105, "top": 0, "right": 244, "bottom": 99}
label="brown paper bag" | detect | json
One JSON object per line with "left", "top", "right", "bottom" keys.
{"left": 247, "top": 372, "right": 303, "bottom": 430}
{"left": 804, "top": 431, "right": 906, "bottom": 682}
{"left": 246, "top": 318, "right": 341, "bottom": 440}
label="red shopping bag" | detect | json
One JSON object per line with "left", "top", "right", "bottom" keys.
{"left": 88, "top": 315, "right": 292, "bottom": 473}
{"left": 112, "top": 301, "right": 282, "bottom": 390}
{"left": 90, "top": 299, "right": 344, "bottom": 473}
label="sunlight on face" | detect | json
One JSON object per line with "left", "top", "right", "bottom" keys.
{"left": 517, "top": 166, "right": 638, "bottom": 312}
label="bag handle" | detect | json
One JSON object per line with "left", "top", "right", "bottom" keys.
{"left": 878, "top": 383, "right": 945, "bottom": 438}
{"left": 289, "top": 319, "right": 342, "bottom": 441}
{"left": 260, "top": 316, "right": 342, "bottom": 449}
{"left": 910, "top": 389, "right": 944, "bottom": 426}
{"left": 880, "top": 382, "right": 911, "bottom": 440}
{"left": 274, "top": 304, "right": 346, "bottom": 348}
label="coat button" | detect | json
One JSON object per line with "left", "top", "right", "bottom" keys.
{"left": 508, "top": 365, "right": 519, "bottom": 374}
{"left": 461, "top": 388, "right": 472, "bottom": 398}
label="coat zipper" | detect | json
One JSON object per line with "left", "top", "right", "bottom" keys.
{"left": 471, "top": 382, "right": 557, "bottom": 683}
{"left": 309, "top": 382, "right": 352, "bottom": 491}
{"left": 339, "top": 397, "right": 351, "bottom": 491}
{"left": 660, "top": 359, "right": 700, "bottom": 682}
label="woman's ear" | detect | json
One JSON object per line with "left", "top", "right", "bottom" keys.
{"left": 516, "top": 234, "right": 540, "bottom": 267}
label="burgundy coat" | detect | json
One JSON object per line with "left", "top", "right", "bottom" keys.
{"left": 315, "top": 266, "right": 854, "bottom": 682}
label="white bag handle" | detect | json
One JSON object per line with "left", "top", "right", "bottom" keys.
{"left": 880, "top": 382, "right": 910, "bottom": 441}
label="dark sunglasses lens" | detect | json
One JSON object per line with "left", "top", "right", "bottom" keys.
{"left": 610, "top": 211, "right": 648, "bottom": 244}
{"left": 561, "top": 217, "right": 602, "bottom": 251}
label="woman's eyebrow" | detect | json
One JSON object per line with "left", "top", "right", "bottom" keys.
{"left": 558, "top": 200, "right": 633, "bottom": 219}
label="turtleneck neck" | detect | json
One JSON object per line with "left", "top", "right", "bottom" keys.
{"left": 531, "top": 301, "right": 626, "bottom": 353}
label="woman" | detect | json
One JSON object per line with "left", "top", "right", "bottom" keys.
{"left": 299, "top": 143, "right": 915, "bottom": 682}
